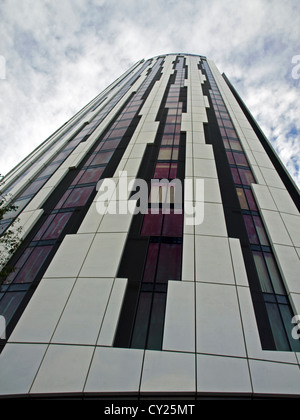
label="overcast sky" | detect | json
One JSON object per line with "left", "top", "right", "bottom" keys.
{"left": 0, "top": 0, "right": 299, "bottom": 187}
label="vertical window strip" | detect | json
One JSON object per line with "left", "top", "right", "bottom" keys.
{"left": 202, "top": 60, "right": 300, "bottom": 352}
{"left": 0, "top": 59, "right": 164, "bottom": 348}
{"left": 114, "top": 56, "right": 187, "bottom": 351}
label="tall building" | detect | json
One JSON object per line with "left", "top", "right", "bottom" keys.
{"left": 0, "top": 53, "right": 299, "bottom": 400}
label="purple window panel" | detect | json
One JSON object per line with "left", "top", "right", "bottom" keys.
{"left": 238, "top": 168, "right": 255, "bottom": 186}
{"left": 141, "top": 213, "right": 163, "bottom": 237}
{"left": 13, "top": 246, "right": 53, "bottom": 284}
{"left": 42, "top": 212, "right": 73, "bottom": 240}
{"left": 162, "top": 212, "right": 183, "bottom": 237}
{"left": 244, "top": 189, "right": 258, "bottom": 211}
{"left": 243, "top": 215, "right": 259, "bottom": 245}
{"left": 62, "top": 186, "right": 94, "bottom": 208}
{"left": 156, "top": 244, "right": 182, "bottom": 283}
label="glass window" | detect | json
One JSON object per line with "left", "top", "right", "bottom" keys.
{"left": 141, "top": 213, "right": 163, "bottom": 236}
{"left": 226, "top": 151, "right": 235, "bottom": 165}
{"left": 13, "top": 246, "right": 53, "bottom": 284}
{"left": 264, "top": 253, "right": 286, "bottom": 295}
{"left": 41, "top": 212, "right": 73, "bottom": 240}
{"left": 253, "top": 216, "right": 269, "bottom": 246}
{"left": 231, "top": 168, "right": 241, "bottom": 185}
{"left": 279, "top": 304, "right": 300, "bottom": 352}
{"left": 253, "top": 251, "right": 273, "bottom": 293}
{"left": 22, "top": 179, "right": 47, "bottom": 197}
{"left": 229, "top": 139, "right": 243, "bottom": 151}
{"left": 143, "top": 243, "right": 159, "bottom": 283}
{"left": 244, "top": 189, "right": 258, "bottom": 211}
{"left": 162, "top": 211, "right": 183, "bottom": 237}
{"left": 90, "top": 151, "right": 114, "bottom": 166}
{"left": 33, "top": 214, "right": 56, "bottom": 241}
{"left": 225, "top": 128, "right": 238, "bottom": 138}
{"left": 238, "top": 168, "right": 255, "bottom": 186}
{"left": 3, "top": 247, "right": 34, "bottom": 285}
{"left": 156, "top": 244, "right": 182, "bottom": 283}
{"left": 158, "top": 148, "right": 172, "bottom": 161}
{"left": 130, "top": 292, "right": 152, "bottom": 349}
{"left": 100, "top": 139, "right": 121, "bottom": 151}
{"left": 161, "top": 135, "right": 174, "bottom": 146}
{"left": 223, "top": 120, "right": 233, "bottom": 129}
{"left": 266, "top": 302, "right": 291, "bottom": 351}
{"left": 154, "top": 163, "right": 170, "bottom": 179}
{"left": 169, "top": 163, "right": 178, "bottom": 179}
{"left": 172, "top": 148, "right": 179, "bottom": 161}
{"left": 76, "top": 167, "right": 104, "bottom": 185}
{"left": 147, "top": 293, "right": 167, "bottom": 350}
{"left": 55, "top": 190, "right": 72, "bottom": 210}
{"left": 0, "top": 291, "right": 26, "bottom": 324}
{"left": 37, "top": 162, "right": 61, "bottom": 179}
{"left": 62, "top": 186, "right": 94, "bottom": 208}
{"left": 244, "top": 215, "right": 259, "bottom": 244}
{"left": 236, "top": 188, "right": 249, "bottom": 210}
{"left": 233, "top": 152, "right": 248, "bottom": 167}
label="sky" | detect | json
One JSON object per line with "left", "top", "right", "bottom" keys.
{"left": 0, "top": 0, "right": 299, "bottom": 187}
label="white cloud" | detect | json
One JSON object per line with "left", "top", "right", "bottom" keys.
{"left": 0, "top": 0, "right": 299, "bottom": 187}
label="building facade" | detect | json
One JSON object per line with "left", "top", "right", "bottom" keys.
{"left": 0, "top": 53, "right": 299, "bottom": 399}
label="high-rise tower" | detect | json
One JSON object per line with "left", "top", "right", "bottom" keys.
{"left": 0, "top": 54, "right": 299, "bottom": 400}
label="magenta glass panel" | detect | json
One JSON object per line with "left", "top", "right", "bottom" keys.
{"left": 223, "top": 120, "right": 233, "bottom": 129}
{"left": 231, "top": 167, "right": 241, "bottom": 184}
{"left": 3, "top": 247, "right": 34, "bottom": 285}
{"left": 158, "top": 148, "right": 172, "bottom": 160}
{"left": 162, "top": 212, "right": 183, "bottom": 237}
{"left": 55, "top": 190, "right": 72, "bottom": 210}
{"left": 100, "top": 139, "right": 121, "bottom": 150}
{"left": 219, "top": 127, "right": 226, "bottom": 137}
{"left": 21, "top": 179, "right": 47, "bottom": 197}
{"left": 62, "top": 186, "right": 94, "bottom": 208}
{"left": 161, "top": 135, "right": 174, "bottom": 146}
{"left": 226, "top": 151, "right": 235, "bottom": 165}
{"left": 71, "top": 170, "right": 85, "bottom": 186}
{"left": 243, "top": 215, "right": 259, "bottom": 245}
{"left": 143, "top": 243, "right": 159, "bottom": 283}
{"left": 233, "top": 152, "right": 248, "bottom": 167}
{"left": 33, "top": 214, "right": 56, "bottom": 241}
{"left": 42, "top": 212, "right": 73, "bottom": 240}
{"left": 90, "top": 151, "right": 114, "bottom": 166}
{"left": 169, "top": 163, "right": 178, "bottom": 179}
{"left": 229, "top": 139, "right": 243, "bottom": 151}
{"left": 38, "top": 162, "right": 61, "bottom": 178}
{"left": 141, "top": 213, "right": 163, "bottom": 236}
{"left": 77, "top": 167, "right": 104, "bottom": 185}
{"left": 253, "top": 216, "right": 270, "bottom": 246}
{"left": 244, "top": 189, "right": 258, "bottom": 211}
{"left": 172, "top": 148, "right": 179, "bottom": 160}
{"left": 154, "top": 163, "right": 170, "bottom": 179}
{"left": 156, "top": 244, "right": 182, "bottom": 283}
{"left": 236, "top": 188, "right": 249, "bottom": 210}
{"left": 13, "top": 246, "right": 53, "bottom": 284}
{"left": 238, "top": 168, "right": 255, "bottom": 186}
{"left": 173, "top": 135, "right": 180, "bottom": 145}
{"left": 225, "top": 128, "right": 238, "bottom": 138}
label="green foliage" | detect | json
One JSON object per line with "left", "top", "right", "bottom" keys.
{"left": 0, "top": 175, "right": 22, "bottom": 281}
